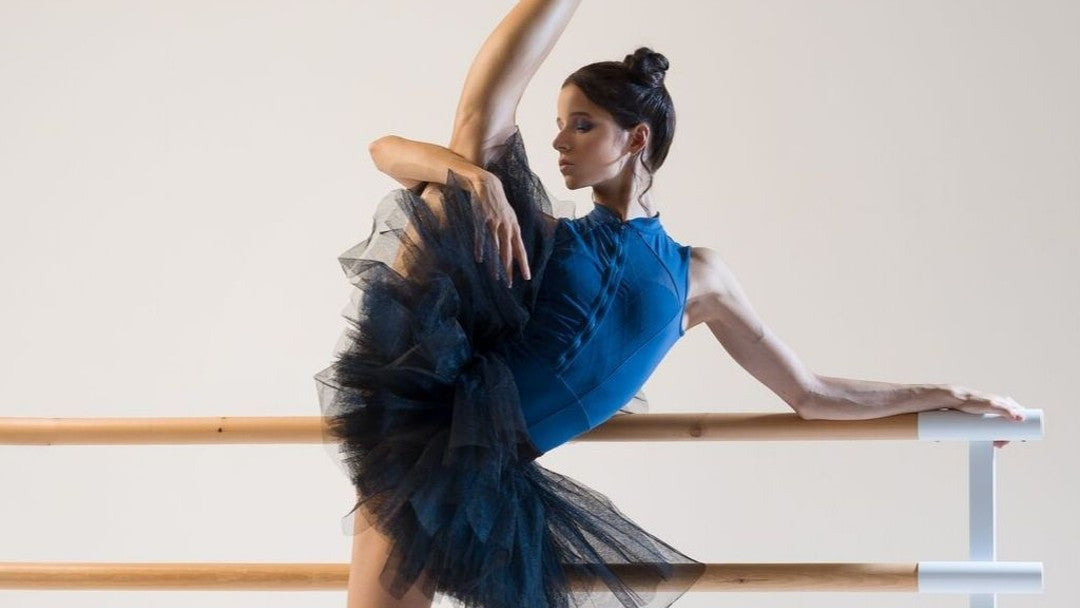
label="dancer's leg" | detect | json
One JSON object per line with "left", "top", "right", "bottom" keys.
{"left": 346, "top": 500, "right": 435, "bottom": 608}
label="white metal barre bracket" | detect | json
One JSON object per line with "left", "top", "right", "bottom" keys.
{"left": 918, "top": 409, "right": 1046, "bottom": 606}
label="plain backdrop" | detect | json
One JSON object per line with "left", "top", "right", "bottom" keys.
{"left": 1, "top": 1, "right": 1076, "bottom": 607}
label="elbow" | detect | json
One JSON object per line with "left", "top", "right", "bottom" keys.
{"left": 367, "top": 135, "right": 397, "bottom": 169}
{"left": 794, "top": 396, "right": 818, "bottom": 420}
{"left": 791, "top": 377, "right": 825, "bottom": 420}
{"left": 367, "top": 138, "right": 383, "bottom": 168}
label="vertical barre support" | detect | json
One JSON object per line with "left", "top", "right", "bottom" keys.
{"left": 969, "top": 440, "right": 996, "bottom": 608}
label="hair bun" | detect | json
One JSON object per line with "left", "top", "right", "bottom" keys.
{"left": 623, "top": 47, "right": 669, "bottom": 88}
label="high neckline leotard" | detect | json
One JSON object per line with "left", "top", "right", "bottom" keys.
{"left": 497, "top": 194, "right": 692, "bottom": 455}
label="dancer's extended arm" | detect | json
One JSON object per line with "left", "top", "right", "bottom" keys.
{"left": 447, "top": 0, "right": 581, "bottom": 167}
{"left": 692, "top": 247, "right": 1028, "bottom": 423}
{"left": 691, "top": 246, "right": 819, "bottom": 417}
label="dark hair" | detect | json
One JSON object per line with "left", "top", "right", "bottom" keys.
{"left": 562, "top": 46, "right": 674, "bottom": 210}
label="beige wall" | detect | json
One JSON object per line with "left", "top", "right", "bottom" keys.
{"left": 1, "top": 1, "right": 1075, "bottom": 606}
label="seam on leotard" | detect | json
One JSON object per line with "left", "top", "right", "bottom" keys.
{"left": 630, "top": 229, "right": 688, "bottom": 337}
{"left": 553, "top": 228, "right": 627, "bottom": 374}
{"left": 631, "top": 230, "right": 681, "bottom": 299}
{"left": 569, "top": 322, "right": 675, "bottom": 427}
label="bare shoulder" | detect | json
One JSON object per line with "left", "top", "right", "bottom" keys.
{"left": 688, "top": 246, "right": 731, "bottom": 298}
{"left": 683, "top": 246, "right": 734, "bottom": 333}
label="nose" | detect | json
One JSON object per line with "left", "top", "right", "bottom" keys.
{"left": 552, "top": 130, "right": 568, "bottom": 152}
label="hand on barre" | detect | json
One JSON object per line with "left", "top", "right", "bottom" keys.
{"left": 945, "top": 384, "right": 1031, "bottom": 449}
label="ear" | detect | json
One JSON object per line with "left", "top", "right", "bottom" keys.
{"left": 629, "top": 123, "right": 650, "bottom": 156}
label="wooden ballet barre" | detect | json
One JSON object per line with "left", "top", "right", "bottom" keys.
{"left": 0, "top": 561, "right": 1042, "bottom": 593}
{"left": 0, "top": 410, "right": 1044, "bottom": 445}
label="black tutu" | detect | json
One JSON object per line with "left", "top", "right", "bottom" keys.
{"left": 313, "top": 126, "right": 705, "bottom": 607}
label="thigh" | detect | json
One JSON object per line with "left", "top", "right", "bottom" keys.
{"left": 346, "top": 501, "right": 435, "bottom": 608}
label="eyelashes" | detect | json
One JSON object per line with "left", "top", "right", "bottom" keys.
{"left": 555, "top": 122, "right": 592, "bottom": 133}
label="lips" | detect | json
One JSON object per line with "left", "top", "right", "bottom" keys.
{"left": 559, "top": 159, "right": 573, "bottom": 167}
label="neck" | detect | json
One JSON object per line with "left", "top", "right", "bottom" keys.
{"left": 591, "top": 187, "right": 656, "bottom": 221}
{"left": 589, "top": 153, "right": 658, "bottom": 220}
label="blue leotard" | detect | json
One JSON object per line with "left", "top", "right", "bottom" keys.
{"left": 496, "top": 200, "right": 692, "bottom": 454}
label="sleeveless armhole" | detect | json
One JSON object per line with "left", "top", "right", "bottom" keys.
{"left": 678, "top": 244, "right": 692, "bottom": 337}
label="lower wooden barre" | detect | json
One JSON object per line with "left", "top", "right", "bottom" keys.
{"left": 0, "top": 561, "right": 1041, "bottom": 593}
{"left": 0, "top": 410, "right": 1043, "bottom": 445}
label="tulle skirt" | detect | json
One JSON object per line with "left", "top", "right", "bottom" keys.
{"left": 313, "top": 126, "right": 705, "bottom": 607}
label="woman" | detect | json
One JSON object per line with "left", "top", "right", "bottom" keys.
{"left": 314, "top": 2, "right": 1029, "bottom": 607}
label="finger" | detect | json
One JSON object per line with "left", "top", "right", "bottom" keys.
{"left": 476, "top": 215, "right": 490, "bottom": 263}
{"left": 489, "top": 226, "right": 501, "bottom": 277}
{"left": 513, "top": 227, "right": 531, "bottom": 281}
{"left": 474, "top": 221, "right": 483, "bottom": 262}
{"left": 1004, "top": 397, "right": 1026, "bottom": 421}
{"left": 993, "top": 397, "right": 1025, "bottom": 421}
{"left": 500, "top": 224, "right": 513, "bottom": 285}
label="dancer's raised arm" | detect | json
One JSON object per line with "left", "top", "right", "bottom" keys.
{"left": 448, "top": 0, "right": 582, "bottom": 166}
{"left": 367, "top": 1, "right": 578, "bottom": 284}
{"left": 368, "top": 0, "right": 580, "bottom": 189}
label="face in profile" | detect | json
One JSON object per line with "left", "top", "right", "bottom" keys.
{"left": 552, "top": 83, "right": 642, "bottom": 190}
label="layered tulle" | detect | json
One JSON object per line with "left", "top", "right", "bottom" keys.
{"left": 314, "top": 126, "right": 705, "bottom": 607}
